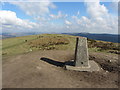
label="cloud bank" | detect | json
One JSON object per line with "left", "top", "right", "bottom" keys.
{"left": 65, "top": 1, "right": 118, "bottom": 34}
{"left": 1, "top": 1, "right": 118, "bottom": 34}
{"left": 0, "top": 10, "right": 39, "bottom": 33}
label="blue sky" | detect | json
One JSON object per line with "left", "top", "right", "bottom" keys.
{"left": 0, "top": 1, "right": 118, "bottom": 34}
{"left": 2, "top": 2, "right": 116, "bottom": 20}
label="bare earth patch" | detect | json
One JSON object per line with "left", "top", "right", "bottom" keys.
{"left": 2, "top": 50, "right": 119, "bottom": 88}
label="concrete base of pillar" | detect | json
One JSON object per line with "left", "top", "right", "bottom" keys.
{"left": 65, "top": 60, "right": 100, "bottom": 72}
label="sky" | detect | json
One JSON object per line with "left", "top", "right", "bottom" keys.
{"left": 0, "top": 0, "right": 118, "bottom": 34}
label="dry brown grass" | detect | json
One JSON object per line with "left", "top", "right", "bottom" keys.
{"left": 28, "top": 36, "right": 70, "bottom": 50}
{"left": 87, "top": 38, "right": 120, "bottom": 53}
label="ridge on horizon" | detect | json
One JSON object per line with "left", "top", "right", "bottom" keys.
{"left": 1, "top": 32, "right": 119, "bottom": 43}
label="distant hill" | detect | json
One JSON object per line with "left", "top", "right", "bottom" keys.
{"left": 62, "top": 33, "right": 119, "bottom": 43}
{"left": 1, "top": 34, "right": 16, "bottom": 39}
{"left": 2, "top": 32, "right": 119, "bottom": 43}
{"left": 2, "top": 32, "right": 42, "bottom": 39}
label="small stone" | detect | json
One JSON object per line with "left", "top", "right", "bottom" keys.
{"left": 36, "top": 66, "right": 42, "bottom": 70}
{"left": 29, "top": 49, "right": 32, "bottom": 51}
{"left": 108, "top": 60, "right": 112, "bottom": 63}
{"left": 105, "top": 70, "right": 108, "bottom": 73}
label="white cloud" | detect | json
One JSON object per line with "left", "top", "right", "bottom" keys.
{"left": 50, "top": 11, "right": 67, "bottom": 19}
{"left": 0, "top": 10, "right": 38, "bottom": 32}
{"left": 0, "top": 10, "right": 66, "bottom": 33}
{"left": 9, "top": 1, "right": 57, "bottom": 24}
{"left": 85, "top": 1, "right": 117, "bottom": 33}
{"left": 85, "top": 1, "right": 109, "bottom": 19}
{"left": 1, "top": 1, "right": 118, "bottom": 34}
{"left": 9, "top": 0, "right": 56, "bottom": 17}
{"left": 66, "top": 1, "right": 118, "bottom": 34}
{"left": 77, "top": 11, "right": 80, "bottom": 16}
{"left": 65, "top": 20, "right": 72, "bottom": 25}
{"left": 66, "top": 26, "right": 70, "bottom": 29}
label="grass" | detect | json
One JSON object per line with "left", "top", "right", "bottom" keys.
{"left": 2, "top": 35, "right": 38, "bottom": 56}
{"left": 87, "top": 38, "right": 119, "bottom": 53}
{"left": 2, "top": 34, "right": 119, "bottom": 56}
{"left": 2, "top": 34, "right": 76, "bottom": 56}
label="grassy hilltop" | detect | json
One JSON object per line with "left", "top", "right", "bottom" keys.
{"left": 2, "top": 34, "right": 119, "bottom": 56}
{"left": 2, "top": 34, "right": 119, "bottom": 88}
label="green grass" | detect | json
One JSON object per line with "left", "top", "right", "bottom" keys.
{"left": 2, "top": 34, "right": 76, "bottom": 56}
{"left": 2, "top": 35, "right": 38, "bottom": 56}
{"left": 2, "top": 34, "right": 119, "bottom": 56}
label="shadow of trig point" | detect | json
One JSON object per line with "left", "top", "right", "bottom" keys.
{"left": 65, "top": 37, "right": 100, "bottom": 72}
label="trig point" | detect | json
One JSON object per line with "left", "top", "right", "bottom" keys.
{"left": 65, "top": 37, "right": 100, "bottom": 72}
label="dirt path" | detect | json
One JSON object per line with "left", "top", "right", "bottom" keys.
{"left": 2, "top": 50, "right": 119, "bottom": 88}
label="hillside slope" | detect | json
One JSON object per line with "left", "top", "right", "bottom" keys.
{"left": 2, "top": 34, "right": 119, "bottom": 56}
{"left": 2, "top": 34, "right": 119, "bottom": 88}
